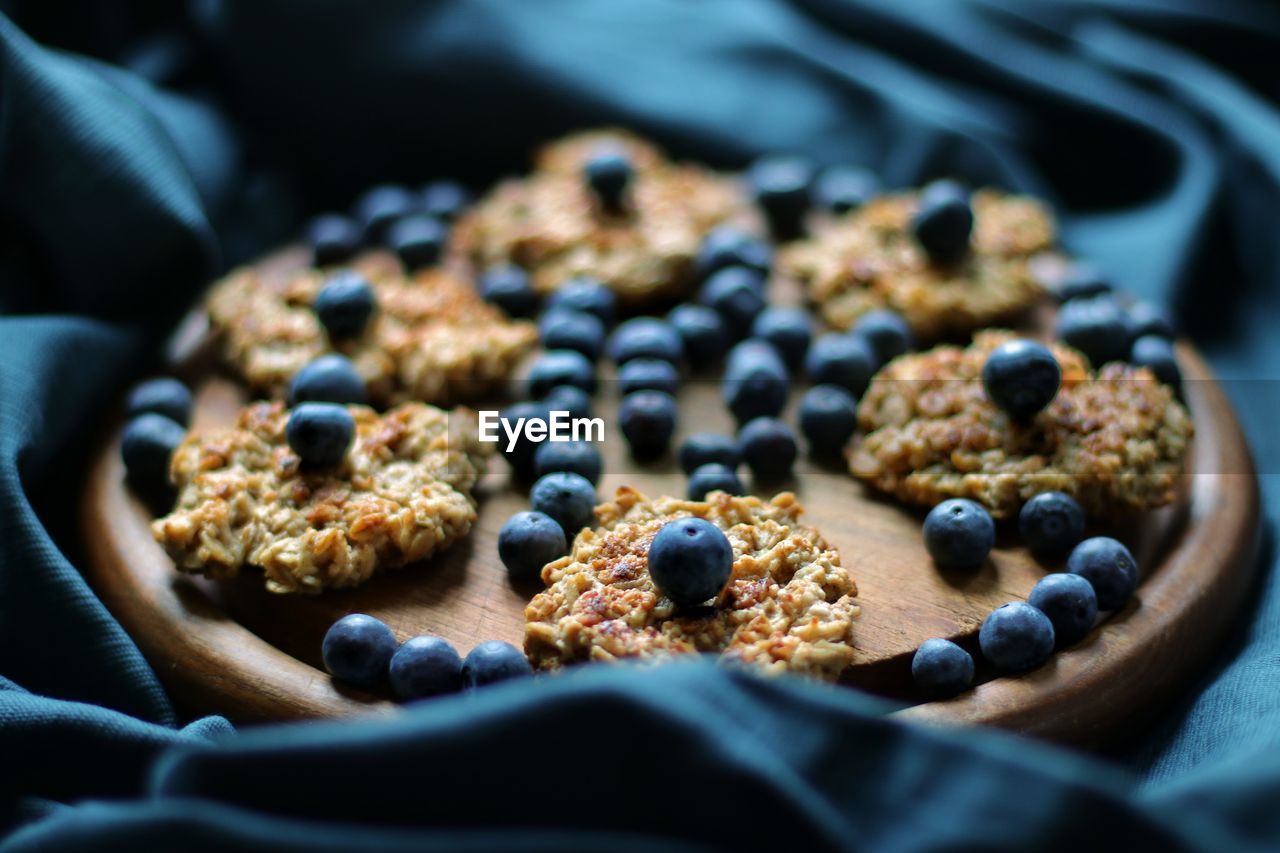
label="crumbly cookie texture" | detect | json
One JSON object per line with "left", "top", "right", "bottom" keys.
{"left": 452, "top": 129, "right": 742, "bottom": 305}
{"left": 152, "top": 401, "right": 489, "bottom": 594}
{"left": 205, "top": 257, "right": 537, "bottom": 405}
{"left": 851, "top": 330, "right": 1194, "bottom": 518}
{"left": 524, "top": 488, "right": 859, "bottom": 681}
{"left": 781, "top": 189, "right": 1055, "bottom": 338}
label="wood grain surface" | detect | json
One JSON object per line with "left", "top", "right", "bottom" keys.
{"left": 78, "top": 249, "right": 1261, "bottom": 746}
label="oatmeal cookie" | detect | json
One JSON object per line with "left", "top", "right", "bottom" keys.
{"left": 850, "top": 331, "right": 1193, "bottom": 518}
{"left": 782, "top": 189, "right": 1055, "bottom": 337}
{"left": 524, "top": 488, "right": 859, "bottom": 681}
{"left": 452, "top": 129, "right": 742, "bottom": 305}
{"left": 152, "top": 401, "right": 489, "bottom": 594}
{"left": 205, "top": 260, "right": 537, "bottom": 405}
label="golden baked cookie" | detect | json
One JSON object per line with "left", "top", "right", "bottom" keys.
{"left": 782, "top": 189, "right": 1055, "bottom": 338}
{"left": 850, "top": 331, "right": 1193, "bottom": 518}
{"left": 205, "top": 259, "right": 536, "bottom": 406}
{"left": 524, "top": 487, "right": 859, "bottom": 681}
{"left": 152, "top": 401, "right": 489, "bottom": 594}
{"left": 452, "top": 129, "right": 742, "bottom": 305}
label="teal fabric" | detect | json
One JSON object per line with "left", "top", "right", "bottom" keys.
{"left": 2, "top": 0, "right": 1279, "bottom": 849}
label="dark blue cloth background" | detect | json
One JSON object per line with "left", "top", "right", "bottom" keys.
{"left": 2, "top": 0, "right": 1279, "bottom": 849}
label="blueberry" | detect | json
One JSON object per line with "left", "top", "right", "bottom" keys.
{"left": 498, "top": 400, "right": 550, "bottom": 480}
{"left": 812, "top": 166, "right": 880, "bottom": 214}
{"left": 125, "top": 377, "right": 192, "bottom": 426}
{"left": 647, "top": 517, "right": 734, "bottom": 607}
{"left": 531, "top": 471, "right": 596, "bottom": 538}
{"left": 726, "top": 338, "right": 787, "bottom": 376}
{"left": 723, "top": 339, "right": 789, "bottom": 424}
{"left": 546, "top": 276, "right": 617, "bottom": 326}
{"left": 387, "top": 214, "right": 447, "bottom": 269}
{"left": 543, "top": 384, "right": 593, "bottom": 420}
{"left": 1131, "top": 335, "right": 1182, "bottom": 392}
{"left": 461, "top": 640, "right": 533, "bottom": 689}
{"left": 687, "top": 463, "right": 744, "bottom": 501}
{"left": 805, "top": 333, "right": 876, "bottom": 398}
{"left": 618, "top": 390, "right": 678, "bottom": 457}
{"left": 1028, "top": 573, "right": 1098, "bottom": 648}
{"left": 981, "top": 339, "right": 1061, "bottom": 421}
{"left": 539, "top": 309, "right": 606, "bottom": 361}
{"left": 353, "top": 184, "right": 417, "bottom": 243}
{"left": 498, "top": 510, "right": 568, "bottom": 581}
{"left": 533, "top": 439, "right": 602, "bottom": 485}
{"left": 288, "top": 354, "right": 368, "bottom": 406}
{"left": 748, "top": 154, "right": 815, "bottom": 237}
{"left": 979, "top": 602, "right": 1055, "bottom": 672}
{"left": 852, "top": 309, "right": 914, "bottom": 366}
{"left": 923, "top": 499, "right": 995, "bottom": 570}
{"left": 306, "top": 213, "right": 362, "bottom": 266}
{"left": 1125, "top": 301, "right": 1176, "bottom": 341}
{"left": 480, "top": 265, "right": 539, "bottom": 318}
{"left": 699, "top": 267, "right": 767, "bottom": 335}
{"left": 286, "top": 403, "right": 355, "bottom": 467}
{"left": 751, "top": 306, "right": 811, "bottom": 370}
{"left": 911, "top": 638, "right": 974, "bottom": 697}
{"left": 584, "top": 149, "right": 633, "bottom": 212}
{"left": 313, "top": 271, "right": 377, "bottom": 339}
{"left": 678, "top": 433, "right": 741, "bottom": 475}
{"left": 667, "top": 304, "right": 731, "bottom": 368}
{"left": 121, "top": 413, "right": 185, "bottom": 493}
{"left": 798, "top": 384, "right": 858, "bottom": 457}
{"left": 608, "top": 317, "right": 683, "bottom": 365}
{"left": 694, "top": 226, "right": 773, "bottom": 280}
{"left": 1055, "top": 295, "right": 1130, "bottom": 368}
{"left": 1019, "top": 492, "right": 1086, "bottom": 560}
{"left": 738, "top": 417, "right": 798, "bottom": 482}
{"left": 389, "top": 636, "right": 463, "bottom": 702}
{"left": 321, "top": 614, "right": 397, "bottom": 687}
{"left": 618, "top": 358, "right": 679, "bottom": 396}
{"left": 527, "top": 349, "right": 596, "bottom": 398}
{"left": 911, "top": 180, "right": 973, "bottom": 265}
{"left": 1054, "top": 264, "right": 1113, "bottom": 303}
{"left": 419, "top": 180, "right": 471, "bottom": 222}
{"left": 1067, "top": 536, "right": 1137, "bottom": 611}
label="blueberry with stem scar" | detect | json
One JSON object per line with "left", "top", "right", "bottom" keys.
{"left": 286, "top": 403, "right": 355, "bottom": 468}
{"left": 982, "top": 339, "right": 1061, "bottom": 421}
{"left": 923, "top": 499, "right": 994, "bottom": 570}
{"left": 647, "top": 518, "right": 734, "bottom": 607}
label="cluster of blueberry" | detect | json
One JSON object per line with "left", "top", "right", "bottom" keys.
{"left": 321, "top": 613, "right": 531, "bottom": 702}
{"left": 1053, "top": 265, "right": 1182, "bottom": 392}
{"left": 489, "top": 154, "right": 976, "bottom": 592}
{"left": 908, "top": 337, "right": 1139, "bottom": 696}
{"left": 306, "top": 180, "right": 470, "bottom": 270}
{"left": 412, "top": 512, "right": 732, "bottom": 696}
{"left": 266, "top": 283, "right": 395, "bottom": 469}
{"left": 912, "top": 490, "right": 1138, "bottom": 697}
{"left": 747, "top": 154, "right": 883, "bottom": 239}
{"left": 488, "top": 275, "right": 613, "bottom": 583}
{"left": 122, "top": 268, "right": 382, "bottom": 491}
{"left": 122, "top": 367, "right": 364, "bottom": 488}
{"left": 125, "top": 149, "right": 1180, "bottom": 701}
{"left": 119, "top": 377, "right": 194, "bottom": 501}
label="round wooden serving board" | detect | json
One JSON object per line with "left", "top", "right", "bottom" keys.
{"left": 80, "top": 248, "right": 1260, "bottom": 747}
